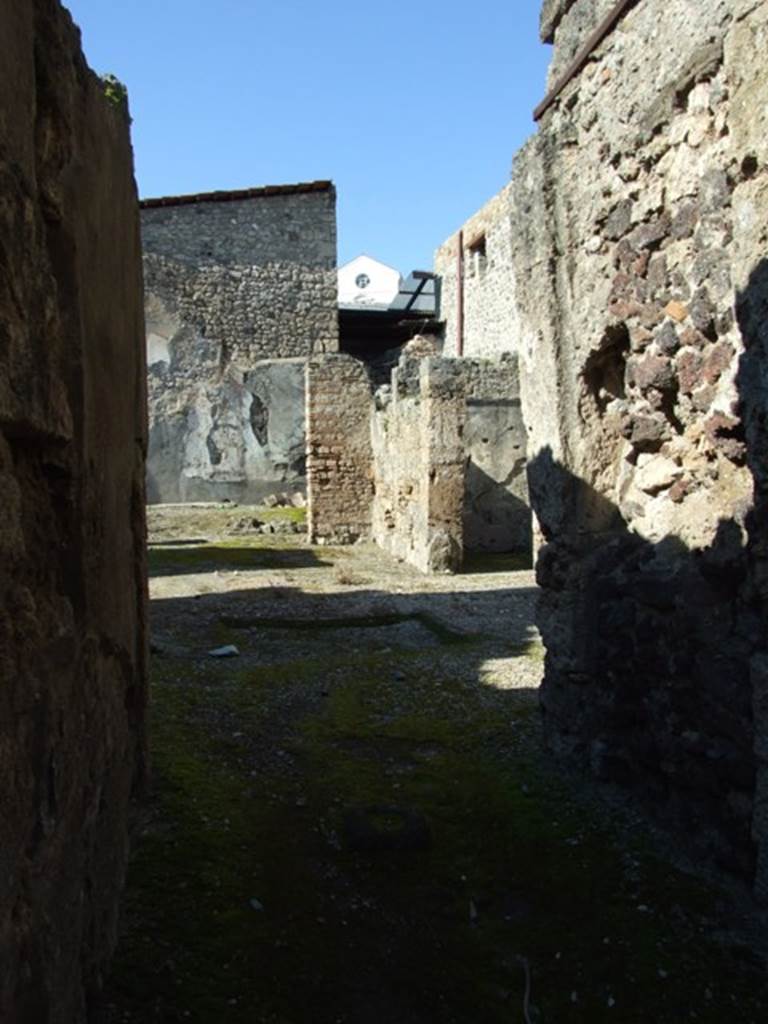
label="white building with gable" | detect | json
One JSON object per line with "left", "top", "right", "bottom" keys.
{"left": 338, "top": 254, "right": 402, "bottom": 309}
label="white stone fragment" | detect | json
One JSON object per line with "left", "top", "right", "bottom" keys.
{"left": 634, "top": 456, "right": 681, "bottom": 496}
{"left": 208, "top": 644, "right": 239, "bottom": 658}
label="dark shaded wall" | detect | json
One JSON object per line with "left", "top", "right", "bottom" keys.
{"left": 511, "top": 0, "right": 768, "bottom": 892}
{"left": 0, "top": 1, "right": 148, "bottom": 1018}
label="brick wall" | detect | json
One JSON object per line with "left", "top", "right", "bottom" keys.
{"left": 306, "top": 355, "right": 373, "bottom": 544}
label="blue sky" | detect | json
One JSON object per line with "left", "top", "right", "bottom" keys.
{"left": 64, "top": 1, "right": 551, "bottom": 274}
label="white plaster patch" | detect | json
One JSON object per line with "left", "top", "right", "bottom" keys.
{"left": 147, "top": 332, "right": 171, "bottom": 367}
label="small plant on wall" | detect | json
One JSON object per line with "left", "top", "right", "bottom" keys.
{"left": 101, "top": 74, "right": 131, "bottom": 122}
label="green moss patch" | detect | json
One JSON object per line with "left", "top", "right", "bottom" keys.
{"left": 148, "top": 540, "right": 332, "bottom": 575}
{"left": 257, "top": 506, "right": 307, "bottom": 524}
{"left": 462, "top": 550, "right": 534, "bottom": 574}
{"left": 105, "top": 549, "right": 766, "bottom": 1023}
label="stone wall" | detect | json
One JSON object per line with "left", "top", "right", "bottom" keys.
{"left": 306, "top": 355, "right": 373, "bottom": 544}
{"left": 435, "top": 182, "right": 521, "bottom": 359}
{"left": 462, "top": 358, "right": 530, "bottom": 554}
{"left": 371, "top": 358, "right": 467, "bottom": 573}
{"left": 142, "top": 183, "right": 337, "bottom": 503}
{"left": 539, "top": 0, "right": 617, "bottom": 78}
{"left": 306, "top": 351, "right": 529, "bottom": 566}
{"left": 510, "top": 0, "right": 768, "bottom": 890}
{"left": 146, "top": 356, "right": 307, "bottom": 504}
{"left": 0, "top": 1, "right": 147, "bottom": 1018}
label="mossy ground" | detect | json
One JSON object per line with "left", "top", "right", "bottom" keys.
{"left": 461, "top": 549, "right": 534, "bottom": 574}
{"left": 147, "top": 540, "right": 331, "bottom": 575}
{"left": 104, "top": 523, "right": 767, "bottom": 1023}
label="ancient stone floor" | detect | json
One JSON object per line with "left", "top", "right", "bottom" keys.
{"left": 101, "top": 505, "right": 767, "bottom": 1023}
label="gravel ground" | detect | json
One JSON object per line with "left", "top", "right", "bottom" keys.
{"left": 98, "top": 505, "right": 768, "bottom": 1024}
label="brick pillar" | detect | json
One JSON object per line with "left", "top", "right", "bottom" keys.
{"left": 306, "top": 354, "right": 373, "bottom": 544}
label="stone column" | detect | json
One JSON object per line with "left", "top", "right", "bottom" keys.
{"left": 418, "top": 359, "right": 466, "bottom": 573}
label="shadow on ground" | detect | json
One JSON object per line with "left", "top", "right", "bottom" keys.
{"left": 148, "top": 543, "right": 334, "bottom": 576}
{"left": 99, "top": 534, "right": 767, "bottom": 1024}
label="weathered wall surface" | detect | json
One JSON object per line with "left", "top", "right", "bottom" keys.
{"left": 307, "top": 351, "right": 527, "bottom": 566}
{"left": 306, "top": 355, "right": 374, "bottom": 544}
{"left": 0, "top": 1, "right": 147, "bottom": 1018}
{"left": 435, "top": 183, "right": 521, "bottom": 359}
{"left": 141, "top": 186, "right": 338, "bottom": 363}
{"left": 142, "top": 184, "right": 337, "bottom": 503}
{"left": 540, "top": 0, "right": 616, "bottom": 77}
{"left": 512, "top": 0, "right": 768, "bottom": 888}
{"left": 147, "top": 356, "right": 307, "bottom": 504}
{"left": 462, "top": 358, "right": 530, "bottom": 554}
{"left": 370, "top": 355, "right": 529, "bottom": 569}
{"left": 371, "top": 358, "right": 467, "bottom": 573}
{"left": 370, "top": 363, "right": 425, "bottom": 567}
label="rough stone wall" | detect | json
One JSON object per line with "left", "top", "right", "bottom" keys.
{"left": 0, "top": 1, "right": 147, "bottom": 1018}
{"left": 540, "top": 0, "right": 616, "bottom": 75}
{"left": 435, "top": 182, "right": 521, "bottom": 359}
{"left": 370, "top": 363, "right": 425, "bottom": 567}
{"left": 306, "top": 355, "right": 373, "bottom": 544}
{"left": 142, "top": 184, "right": 337, "bottom": 503}
{"left": 511, "top": 0, "right": 768, "bottom": 888}
{"left": 370, "top": 355, "right": 529, "bottom": 567}
{"left": 371, "top": 358, "right": 466, "bottom": 573}
{"left": 141, "top": 188, "right": 338, "bottom": 363}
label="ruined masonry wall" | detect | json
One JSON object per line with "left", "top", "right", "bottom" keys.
{"left": 141, "top": 190, "right": 338, "bottom": 364}
{"left": 371, "top": 358, "right": 466, "bottom": 573}
{"left": 539, "top": 0, "right": 617, "bottom": 81}
{"left": 435, "top": 182, "right": 521, "bottom": 359}
{"left": 512, "top": 0, "right": 768, "bottom": 890}
{"left": 307, "top": 352, "right": 525, "bottom": 567}
{"left": 371, "top": 361, "right": 429, "bottom": 568}
{"left": 462, "top": 358, "right": 530, "bottom": 554}
{"left": 0, "top": 1, "right": 148, "bottom": 1018}
{"left": 142, "top": 187, "right": 338, "bottom": 503}
{"left": 306, "top": 355, "right": 373, "bottom": 544}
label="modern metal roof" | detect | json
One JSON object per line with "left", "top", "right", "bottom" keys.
{"left": 389, "top": 271, "right": 438, "bottom": 315}
{"left": 338, "top": 271, "right": 437, "bottom": 316}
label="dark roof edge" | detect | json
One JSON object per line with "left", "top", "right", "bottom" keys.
{"left": 140, "top": 180, "right": 334, "bottom": 209}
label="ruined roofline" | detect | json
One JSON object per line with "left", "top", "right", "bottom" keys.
{"left": 534, "top": 0, "right": 642, "bottom": 120}
{"left": 140, "top": 180, "right": 334, "bottom": 208}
